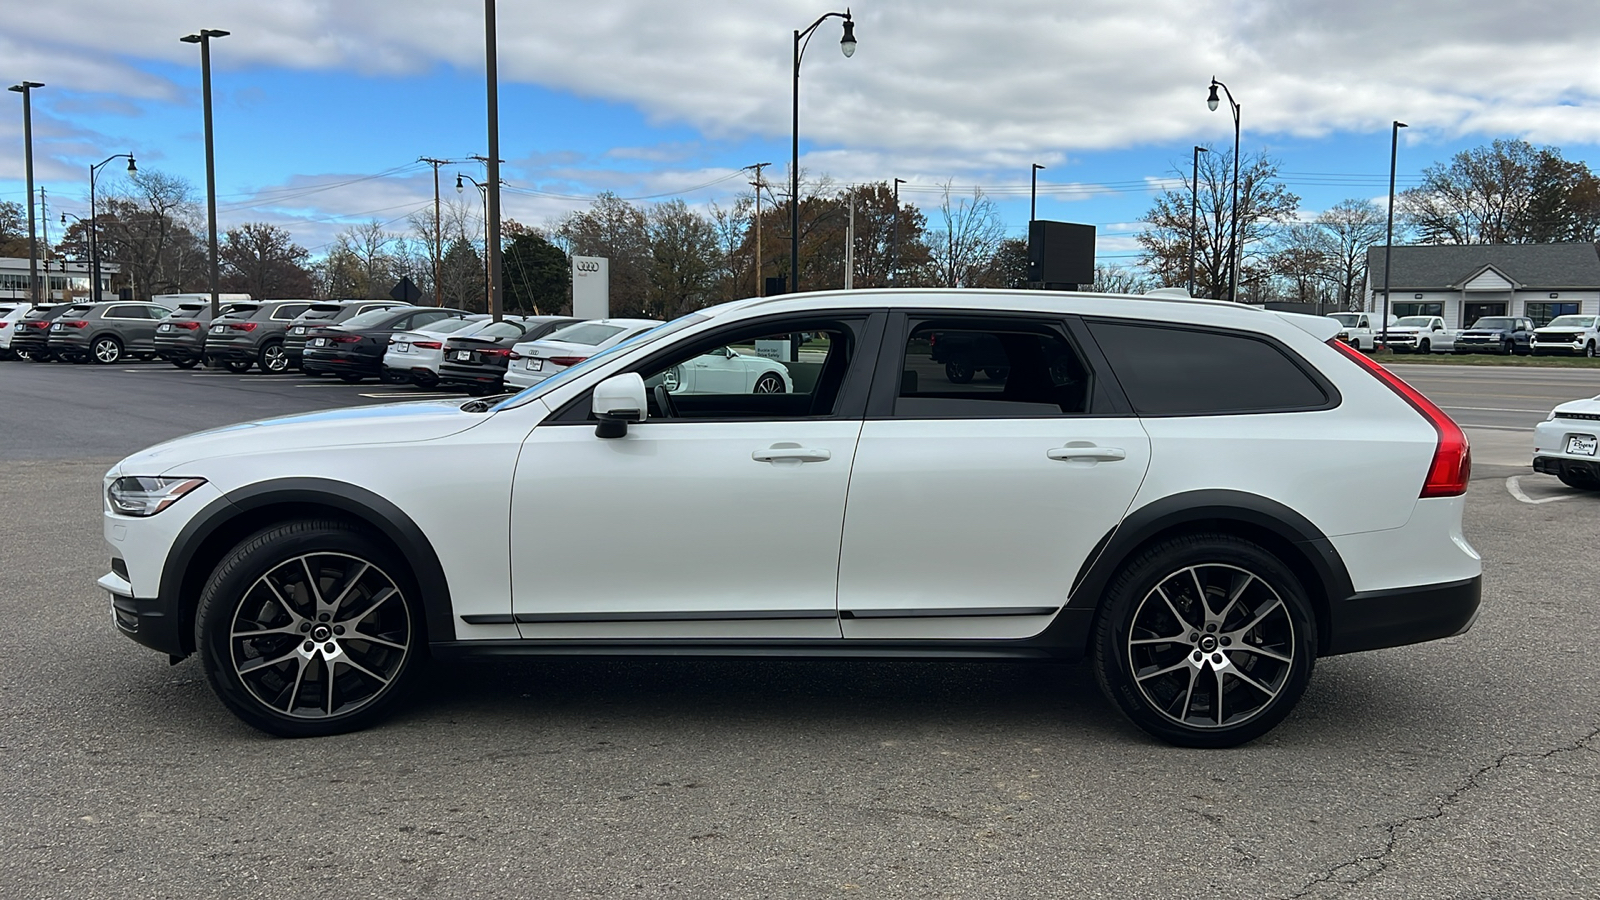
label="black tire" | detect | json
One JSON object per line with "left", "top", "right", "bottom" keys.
{"left": 753, "top": 372, "right": 786, "bottom": 394}
{"left": 1557, "top": 469, "right": 1600, "bottom": 491}
{"left": 945, "top": 362, "right": 974, "bottom": 384}
{"left": 68, "top": 352, "right": 91, "bottom": 365}
{"left": 1501, "top": 340, "right": 1514, "bottom": 356}
{"left": 1091, "top": 533, "right": 1317, "bottom": 748}
{"left": 15, "top": 349, "right": 32, "bottom": 361}
{"left": 26, "top": 349, "right": 50, "bottom": 362}
{"left": 173, "top": 358, "right": 200, "bottom": 369}
{"left": 338, "top": 373, "right": 365, "bottom": 384}
{"left": 225, "top": 359, "right": 253, "bottom": 373}
{"left": 196, "top": 519, "right": 425, "bottom": 738}
{"left": 380, "top": 369, "right": 409, "bottom": 385}
{"left": 91, "top": 335, "right": 124, "bottom": 364}
{"left": 1587, "top": 342, "right": 1597, "bottom": 359}
{"left": 258, "top": 341, "right": 290, "bottom": 374}
{"left": 1418, "top": 338, "right": 1431, "bottom": 354}
{"left": 411, "top": 371, "right": 439, "bottom": 388}
{"left": 983, "top": 367, "right": 1010, "bottom": 382}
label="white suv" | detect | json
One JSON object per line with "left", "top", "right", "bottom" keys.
{"left": 99, "top": 289, "right": 1480, "bottom": 747}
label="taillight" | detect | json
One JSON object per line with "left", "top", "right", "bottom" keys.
{"left": 0, "top": 322, "right": 8, "bottom": 329}
{"left": 508, "top": 351, "right": 523, "bottom": 360}
{"left": 330, "top": 334, "right": 362, "bottom": 344}
{"left": 60, "top": 320, "right": 88, "bottom": 329}
{"left": 1329, "top": 339, "right": 1470, "bottom": 498}
{"left": 175, "top": 321, "right": 202, "bottom": 331}
{"left": 480, "top": 348, "right": 512, "bottom": 359}
{"left": 548, "top": 355, "right": 588, "bottom": 367}
{"left": 227, "top": 321, "right": 259, "bottom": 332}
{"left": 414, "top": 340, "right": 442, "bottom": 350}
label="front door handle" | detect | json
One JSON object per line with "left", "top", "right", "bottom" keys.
{"left": 1047, "top": 445, "right": 1126, "bottom": 463}
{"left": 753, "top": 445, "right": 832, "bottom": 463}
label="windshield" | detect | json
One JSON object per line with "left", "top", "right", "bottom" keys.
{"left": 494, "top": 314, "right": 710, "bottom": 411}
{"left": 1328, "top": 313, "right": 1361, "bottom": 326}
{"left": 1394, "top": 317, "right": 1434, "bottom": 327}
{"left": 1547, "top": 316, "right": 1596, "bottom": 328}
{"left": 342, "top": 308, "right": 403, "bottom": 329}
{"left": 1470, "top": 318, "right": 1514, "bottom": 329}
{"left": 543, "top": 322, "right": 626, "bottom": 346}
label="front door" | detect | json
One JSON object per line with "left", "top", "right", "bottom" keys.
{"left": 837, "top": 315, "right": 1151, "bottom": 640}
{"left": 508, "top": 314, "right": 880, "bottom": 640}
{"left": 1463, "top": 301, "right": 1506, "bottom": 328}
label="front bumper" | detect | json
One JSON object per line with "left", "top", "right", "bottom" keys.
{"left": 1324, "top": 576, "right": 1481, "bottom": 655}
{"left": 1531, "top": 340, "right": 1585, "bottom": 354}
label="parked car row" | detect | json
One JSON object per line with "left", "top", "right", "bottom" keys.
{"left": 1326, "top": 311, "right": 1600, "bottom": 356}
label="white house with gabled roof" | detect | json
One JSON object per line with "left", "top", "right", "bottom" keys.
{"left": 1364, "top": 243, "right": 1600, "bottom": 328}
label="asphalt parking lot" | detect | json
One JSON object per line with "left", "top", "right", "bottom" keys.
{"left": 2, "top": 358, "right": 1598, "bottom": 898}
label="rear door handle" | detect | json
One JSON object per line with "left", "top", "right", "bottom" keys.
{"left": 753, "top": 446, "right": 832, "bottom": 463}
{"left": 1047, "top": 446, "right": 1126, "bottom": 462}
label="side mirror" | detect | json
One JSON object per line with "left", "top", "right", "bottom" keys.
{"left": 592, "top": 372, "right": 647, "bottom": 439}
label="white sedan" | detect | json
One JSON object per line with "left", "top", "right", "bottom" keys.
{"left": 382, "top": 315, "right": 493, "bottom": 386}
{"left": 503, "top": 318, "right": 663, "bottom": 389}
{"left": 659, "top": 346, "right": 792, "bottom": 394}
{"left": 1533, "top": 392, "right": 1600, "bottom": 489}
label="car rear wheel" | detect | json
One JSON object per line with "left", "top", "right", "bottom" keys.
{"left": 1092, "top": 533, "right": 1316, "bottom": 748}
{"left": 259, "top": 341, "right": 290, "bottom": 374}
{"left": 753, "top": 372, "right": 786, "bottom": 393}
{"left": 173, "top": 359, "right": 199, "bottom": 369}
{"left": 92, "top": 336, "right": 123, "bottom": 364}
{"left": 225, "top": 360, "right": 253, "bottom": 373}
{"left": 1587, "top": 342, "right": 1597, "bottom": 358}
{"left": 196, "top": 519, "right": 424, "bottom": 737}
{"left": 26, "top": 349, "right": 50, "bottom": 362}
{"left": 338, "top": 373, "right": 365, "bottom": 384}
{"left": 945, "top": 362, "right": 974, "bottom": 384}
{"left": 380, "top": 369, "right": 409, "bottom": 385}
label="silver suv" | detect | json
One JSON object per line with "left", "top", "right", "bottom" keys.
{"left": 45, "top": 301, "right": 174, "bottom": 364}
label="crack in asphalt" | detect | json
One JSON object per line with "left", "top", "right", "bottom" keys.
{"left": 1280, "top": 725, "right": 1600, "bottom": 900}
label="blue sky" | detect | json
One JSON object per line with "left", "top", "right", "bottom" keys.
{"left": 6, "top": 0, "right": 1600, "bottom": 268}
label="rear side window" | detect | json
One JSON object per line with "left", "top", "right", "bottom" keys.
{"left": 108, "top": 305, "right": 149, "bottom": 319}
{"left": 550, "top": 323, "right": 625, "bottom": 346}
{"left": 1086, "top": 320, "right": 1331, "bottom": 416}
{"left": 896, "top": 321, "right": 1091, "bottom": 418}
{"left": 272, "top": 303, "right": 311, "bottom": 320}
{"left": 477, "top": 320, "right": 525, "bottom": 339}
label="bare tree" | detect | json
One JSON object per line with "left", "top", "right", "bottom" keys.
{"left": 558, "top": 193, "right": 652, "bottom": 316}
{"left": 1089, "top": 263, "right": 1154, "bottom": 294}
{"left": 97, "top": 169, "right": 207, "bottom": 297}
{"left": 1403, "top": 139, "right": 1600, "bottom": 244}
{"left": 928, "top": 182, "right": 1006, "bottom": 288}
{"left": 220, "top": 223, "right": 313, "bottom": 299}
{"left": 1315, "top": 199, "right": 1387, "bottom": 309}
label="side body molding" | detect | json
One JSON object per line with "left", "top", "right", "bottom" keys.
{"left": 159, "top": 477, "right": 456, "bottom": 656}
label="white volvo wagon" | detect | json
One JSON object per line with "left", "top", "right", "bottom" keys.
{"left": 100, "top": 289, "right": 1481, "bottom": 747}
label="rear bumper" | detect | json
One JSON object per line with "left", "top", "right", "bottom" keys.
{"left": 203, "top": 343, "right": 258, "bottom": 362}
{"left": 302, "top": 352, "right": 382, "bottom": 376}
{"left": 438, "top": 363, "right": 509, "bottom": 386}
{"left": 1324, "top": 576, "right": 1481, "bottom": 656}
{"left": 1533, "top": 455, "right": 1600, "bottom": 481}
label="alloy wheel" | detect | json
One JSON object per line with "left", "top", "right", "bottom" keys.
{"left": 753, "top": 373, "right": 785, "bottom": 393}
{"left": 94, "top": 338, "right": 122, "bottom": 364}
{"left": 227, "top": 552, "right": 413, "bottom": 720}
{"left": 1125, "top": 563, "right": 1296, "bottom": 730}
{"left": 262, "top": 343, "right": 289, "bottom": 373}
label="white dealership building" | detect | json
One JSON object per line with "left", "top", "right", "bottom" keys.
{"left": 1365, "top": 243, "right": 1600, "bottom": 328}
{"left": 0, "top": 256, "right": 119, "bottom": 303}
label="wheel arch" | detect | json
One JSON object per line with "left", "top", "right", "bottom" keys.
{"left": 158, "top": 478, "right": 455, "bottom": 657}
{"left": 1063, "top": 490, "right": 1354, "bottom": 657}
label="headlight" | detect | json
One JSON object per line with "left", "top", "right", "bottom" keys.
{"left": 107, "top": 476, "right": 207, "bottom": 517}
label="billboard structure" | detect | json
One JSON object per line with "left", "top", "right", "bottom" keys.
{"left": 572, "top": 256, "right": 609, "bottom": 320}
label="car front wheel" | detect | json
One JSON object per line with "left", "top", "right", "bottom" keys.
{"left": 225, "top": 360, "right": 253, "bottom": 373}
{"left": 753, "top": 372, "right": 786, "bottom": 393}
{"left": 259, "top": 341, "right": 290, "bottom": 374}
{"left": 1092, "top": 533, "right": 1316, "bottom": 748}
{"left": 197, "top": 519, "right": 424, "bottom": 737}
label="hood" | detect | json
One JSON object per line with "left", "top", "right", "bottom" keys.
{"left": 113, "top": 400, "right": 489, "bottom": 474}
{"left": 1460, "top": 327, "right": 1510, "bottom": 335}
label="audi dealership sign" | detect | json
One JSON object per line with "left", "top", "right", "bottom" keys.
{"left": 572, "top": 256, "right": 609, "bottom": 320}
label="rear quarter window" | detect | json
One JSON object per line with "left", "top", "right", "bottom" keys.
{"left": 1086, "top": 320, "right": 1333, "bottom": 416}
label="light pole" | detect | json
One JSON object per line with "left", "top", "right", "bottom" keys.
{"left": 1206, "top": 77, "right": 1241, "bottom": 302}
{"left": 8, "top": 81, "right": 44, "bottom": 304}
{"left": 1030, "top": 163, "right": 1045, "bottom": 222}
{"left": 181, "top": 29, "right": 229, "bottom": 316}
{"left": 1381, "top": 120, "right": 1408, "bottom": 349}
{"left": 790, "top": 9, "right": 856, "bottom": 295}
{"left": 889, "top": 176, "right": 905, "bottom": 286}
{"left": 483, "top": 0, "right": 504, "bottom": 321}
{"left": 89, "top": 153, "right": 136, "bottom": 303}
{"left": 1188, "top": 145, "right": 1208, "bottom": 296}
{"left": 419, "top": 157, "right": 470, "bottom": 304}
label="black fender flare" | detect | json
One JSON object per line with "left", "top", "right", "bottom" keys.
{"left": 158, "top": 477, "right": 456, "bottom": 655}
{"left": 1047, "top": 489, "right": 1354, "bottom": 656}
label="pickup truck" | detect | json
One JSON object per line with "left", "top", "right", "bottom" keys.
{"left": 1327, "top": 312, "right": 1396, "bottom": 351}
{"left": 1454, "top": 316, "right": 1534, "bottom": 355}
{"left": 1530, "top": 314, "right": 1600, "bottom": 357}
{"left": 1377, "top": 316, "right": 1457, "bottom": 354}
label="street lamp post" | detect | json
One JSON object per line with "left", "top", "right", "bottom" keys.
{"left": 790, "top": 10, "right": 856, "bottom": 295}
{"left": 483, "top": 0, "right": 504, "bottom": 321}
{"left": 457, "top": 173, "right": 493, "bottom": 312}
{"left": 181, "top": 29, "right": 229, "bottom": 317}
{"left": 1206, "top": 78, "right": 1241, "bottom": 302}
{"left": 8, "top": 81, "right": 44, "bottom": 304}
{"left": 1188, "top": 145, "right": 1208, "bottom": 297}
{"left": 89, "top": 153, "right": 136, "bottom": 303}
{"left": 889, "top": 176, "right": 905, "bottom": 286}
{"left": 1030, "top": 163, "right": 1045, "bottom": 222}
{"left": 1381, "top": 120, "right": 1408, "bottom": 349}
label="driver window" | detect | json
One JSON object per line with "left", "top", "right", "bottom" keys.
{"left": 637, "top": 325, "right": 854, "bottom": 419}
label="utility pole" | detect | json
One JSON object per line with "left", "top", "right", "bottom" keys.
{"left": 8, "top": 81, "right": 43, "bottom": 304}
{"left": 748, "top": 162, "right": 770, "bottom": 296}
{"left": 418, "top": 157, "right": 458, "bottom": 305}
{"left": 890, "top": 177, "right": 905, "bottom": 287}
{"left": 845, "top": 191, "right": 855, "bottom": 289}
{"left": 483, "top": 0, "right": 503, "bottom": 322}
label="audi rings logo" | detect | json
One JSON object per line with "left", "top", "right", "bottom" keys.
{"left": 576, "top": 260, "right": 601, "bottom": 273}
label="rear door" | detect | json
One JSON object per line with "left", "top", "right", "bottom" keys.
{"left": 836, "top": 313, "right": 1151, "bottom": 640}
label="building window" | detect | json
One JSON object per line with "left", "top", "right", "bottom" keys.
{"left": 1393, "top": 302, "right": 1443, "bottom": 318}
{"left": 1525, "top": 302, "right": 1578, "bottom": 327}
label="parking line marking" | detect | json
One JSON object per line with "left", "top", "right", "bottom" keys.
{"left": 295, "top": 383, "right": 361, "bottom": 388}
{"left": 1505, "top": 476, "right": 1580, "bottom": 505}
{"left": 358, "top": 392, "right": 460, "bottom": 399}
